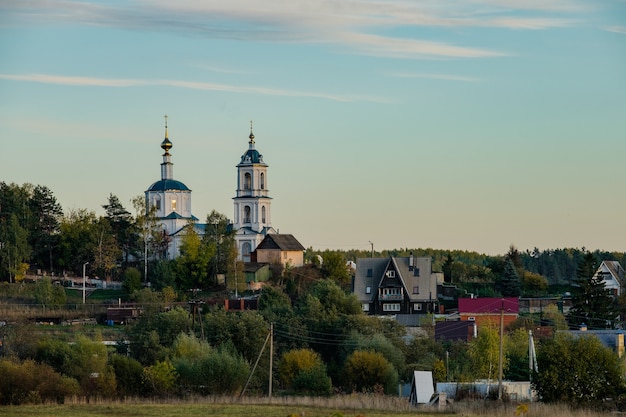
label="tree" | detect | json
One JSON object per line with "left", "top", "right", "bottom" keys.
{"left": 28, "top": 185, "right": 63, "bottom": 273}
{"left": 109, "top": 354, "right": 144, "bottom": 398}
{"left": 442, "top": 253, "right": 454, "bottom": 283}
{"left": 102, "top": 193, "right": 135, "bottom": 265}
{"left": 468, "top": 324, "right": 506, "bottom": 382}
{"left": 342, "top": 350, "right": 398, "bottom": 394}
{"left": 92, "top": 217, "right": 122, "bottom": 280}
{"left": 123, "top": 267, "right": 142, "bottom": 295}
{"left": 33, "top": 278, "right": 66, "bottom": 307}
{"left": 131, "top": 195, "right": 162, "bottom": 283}
{"left": 0, "top": 213, "right": 30, "bottom": 282}
{"left": 58, "top": 209, "right": 97, "bottom": 275}
{"left": 497, "top": 258, "right": 521, "bottom": 297}
{"left": 533, "top": 332, "right": 625, "bottom": 406}
{"left": 175, "top": 223, "right": 213, "bottom": 290}
{"left": 568, "top": 252, "right": 618, "bottom": 329}
{"left": 205, "top": 210, "right": 237, "bottom": 287}
{"left": 320, "top": 251, "right": 351, "bottom": 287}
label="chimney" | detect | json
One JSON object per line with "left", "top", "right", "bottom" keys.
{"left": 409, "top": 252, "right": 414, "bottom": 271}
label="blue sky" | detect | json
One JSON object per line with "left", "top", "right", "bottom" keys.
{"left": 1, "top": 0, "right": 625, "bottom": 255}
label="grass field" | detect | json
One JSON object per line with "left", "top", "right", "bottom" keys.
{"left": 0, "top": 396, "right": 613, "bottom": 417}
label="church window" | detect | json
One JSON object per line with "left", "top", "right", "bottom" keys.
{"left": 244, "top": 173, "right": 251, "bottom": 190}
{"left": 260, "top": 173, "right": 265, "bottom": 189}
{"left": 155, "top": 198, "right": 161, "bottom": 211}
{"left": 244, "top": 206, "right": 251, "bottom": 223}
{"left": 171, "top": 199, "right": 177, "bottom": 212}
{"left": 261, "top": 206, "right": 266, "bottom": 223}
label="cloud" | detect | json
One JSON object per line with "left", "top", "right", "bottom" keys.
{"left": 0, "top": 73, "right": 387, "bottom": 102}
{"left": 390, "top": 72, "right": 480, "bottom": 82}
{"left": 0, "top": 0, "right": 576, "bottom": 59}
{"left": 604, "top": 25, "right": 626, "bottom": 35}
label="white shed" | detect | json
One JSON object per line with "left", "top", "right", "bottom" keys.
{"left": 408, "top": 371, "right": 435, "bottom": 405}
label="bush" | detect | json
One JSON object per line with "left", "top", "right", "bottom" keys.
{"left": 110, "top": 354, "right": 144, "bottom": 398}
{"left": 342, "top": 350, "right": 398, "bottom": 395}
{"left": 0, "top": 359, "right": 79, "bottom": 405}
{"left": 278, "top": 348, "right": 332, "bottom": 395}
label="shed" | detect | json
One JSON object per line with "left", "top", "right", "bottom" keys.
{"left": 408, "top": 371, "right": 435, "bottom": 405}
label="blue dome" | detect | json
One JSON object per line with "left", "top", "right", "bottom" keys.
{"left": 147, "top": 179, "right": 190, "bottom": 192}
{"left": 240, "top": 149, "right": 264, "bottom": 164}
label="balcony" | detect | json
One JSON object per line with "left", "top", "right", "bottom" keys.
{"left": 379, "top": 294, "right": 403, "bottom": 301}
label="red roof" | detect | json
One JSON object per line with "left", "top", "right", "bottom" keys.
{"left": 458, "top": 297, "right": 519, "bottom": 314}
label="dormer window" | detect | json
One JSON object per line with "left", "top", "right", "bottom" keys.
{"left": 386, "top": 270, "right": 395, "bottom": 278}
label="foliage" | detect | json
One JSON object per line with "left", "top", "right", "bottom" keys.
{"left": 0, "top": 359, "right": 79, "bottom": 405}
{"left": 504, "top": 328, "right": 530, "bottom": 381}
{"left": 203, "top": 309, "right": 269, "bottom": 364}
{"left": 468, "top": 324, "right": 507, "bottom": 381}
{"left": 196, "top": 345, "right": 250, "bottom": 395}
{"left": 278, "top": 348, "right": 318, "bottom": 386}
{"left": 533, "top": 332, "right": 625, "bottom": 406}
{"left": 126, "top": 307, "right": 192, "bottom": 365}
{"left": 320, "top": 251, "right": 351, "bottom": 287}
{"left": 342, "top": 350, "right": 398, "bottom": 395}
{"left": 123, "top": 266, "right": 143, "bottom": 295}
{"left": 568, "top": 252, "right": 618, "bottom": 329}
{"left": 342, "top": 332, "right": 406, "bottom": 381}
{"left": 33, "top": 277, "right": 66, "bottom": 306}
{"left": 496, "top": 258, "right": 521, "bottom": 297}
{"left": 175, "top": 224, "right": 213, "bottom": 290}
{"left": 143, "top": 360, "right": 178, "bottom": 397}
{"left": 109, "top": 354, "right": 144, "bottom": 398}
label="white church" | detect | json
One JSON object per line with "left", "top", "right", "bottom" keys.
{"left": 145, "top": 117, "right": 276, "bottom": 261}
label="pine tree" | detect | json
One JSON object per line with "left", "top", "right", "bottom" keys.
{"left": 567, "top": 252, "right": 618, "bottom": 329}
{"left": 497, "top": 258, "right": 521, "bottom": 297}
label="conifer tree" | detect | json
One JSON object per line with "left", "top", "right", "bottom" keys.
{"left": 567, "top": 252, "right": 618, "bottom": 329}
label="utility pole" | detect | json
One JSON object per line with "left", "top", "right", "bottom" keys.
{"left": 82, "top": 262, "right": 89, "bottom": 304}
{"left": 498, "top": 298, "right": 504, "bottom": 400}
{"left": 269, "top": 322, "right": 274, "bottom": 401}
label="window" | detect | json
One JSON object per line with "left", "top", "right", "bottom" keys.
{"left": 244, "top": 173, "right": 251, "bottom": 190}
{"left": 413, "top": 268, "right": 420, "bottom": 277}
{"left": 386, "top": 270, "right": 395, "bottom": 278}
{"left": 468, "top": 316, "right": 476, "bottom": 321}
{"left": 155, "top": 198, "right": 161, "bottom": 211}
{"left": 412, "top": 286, "right": 419, "bottom": 294}
{"left": 262, "top": 206, "right": 266, "bottom": 223}
{"left": 366, "top": 268, "right": 373, "bottom": 277}
{"left": 382, "top": 303, "right": 400, "bottom": 312}
{"left": 365, "top": 286, "right": 371, "bottom": 294}
{"left": 362, "top": 304, "right": 370, "bottom": 312}
{"left": 260, "top": 173, "right": 265, "bottom": 189}
{"left": 244, "top": 206, "right": 251, "bottom": 223}
{"left": 171, "top": 199, "right": 176, "bottom": 211}
{"left": 415, "top": 304, "right": 422, "bottom": 311}
{"left": 382, "top": 288, "right": 401, "bottom": 296}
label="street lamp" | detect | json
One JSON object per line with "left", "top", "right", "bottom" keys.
{"left": 82, "top": 262, "right": 89, "bottom": 304}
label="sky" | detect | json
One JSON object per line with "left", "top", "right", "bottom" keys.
{"left": 1, "top": 1, "right": 625, "bottom": 256}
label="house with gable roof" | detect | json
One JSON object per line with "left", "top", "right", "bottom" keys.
{"left": 594, "top": 260, "right": 624, "bottom": 297}
{"left": 253, "top": 234, "right": 305, "bottom": 268}
{"left": 354, "top": 254, "right": 441, "bottom": 316}
{"left": 458, "top": 297, "right": 519, "bottom": 330}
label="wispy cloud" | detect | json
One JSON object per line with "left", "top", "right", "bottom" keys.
{"left": 0, "top": 0, "right": 578, "bottom": 59}
{"left": 604, "top": 25, "right": 626, "bottom": 35}
{"left": 0, "top": 73, "right": 387, "bottom": 103}
{"left": 390, "top": 72, "right": 480, "bottom": 82}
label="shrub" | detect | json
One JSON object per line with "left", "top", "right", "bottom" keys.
{"left": 342, "top": 350, "right": 398, "bottom": 395}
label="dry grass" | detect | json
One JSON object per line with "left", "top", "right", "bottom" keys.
{"left": 0, "top": 395, "right": 615, "bottom": 417}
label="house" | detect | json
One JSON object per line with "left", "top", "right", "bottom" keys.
{"left": 354, "top": 254, "right": 441, "bottom": 316}
{"left": 561, "top": 327, "right": 625, "bottom": 357}
{"left": 243, "top": 262, "right": 271, "bottom": 291}
{"left": 435, "top": 320, "right": 477, "bottom": 342}
{"left": 458, "top": 297, "right": 519, "bottom": 330}
{"left": 594, "top": 260, "right": 624, "bottom": 297}
{"left": 253, "top": 234, "right": 305, "bottom": 268}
